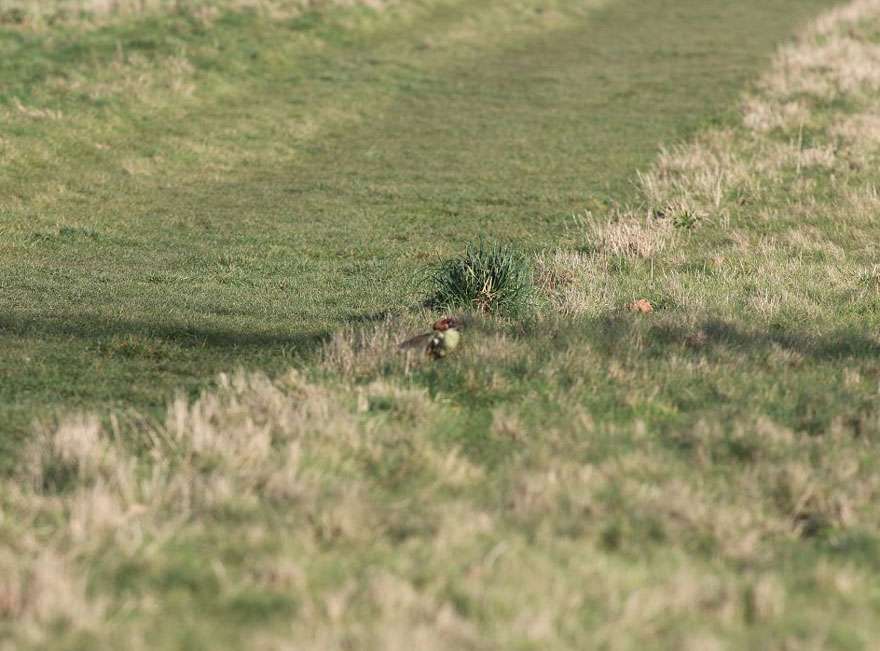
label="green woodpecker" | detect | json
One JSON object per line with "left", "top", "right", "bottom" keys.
{"left": 399, "top": 317, "right": 461, "bottom": 359}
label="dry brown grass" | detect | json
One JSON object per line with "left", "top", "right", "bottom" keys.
{"left": 586, "top": 209, "right": 675, "bottom": 259}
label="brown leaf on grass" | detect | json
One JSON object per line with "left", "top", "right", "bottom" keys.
{"left": 627, "top": 299, "right": 654, "bottom": 314}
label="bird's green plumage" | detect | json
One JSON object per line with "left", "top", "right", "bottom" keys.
{"left": 442, "top": 327, "right": 460, "bottom": 351}
{"left": 399, "top": 318, "right": 462, "bottom": 359}
{"left": 429, "top": 327, "right": 460, "bottom": 358}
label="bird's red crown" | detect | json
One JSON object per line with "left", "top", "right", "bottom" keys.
{"left": 432, "top": 317, "right": 458, "bottom": 331}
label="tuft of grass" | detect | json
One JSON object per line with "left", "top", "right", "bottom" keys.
{"left": 427, "top": 239, "right": 534, "bottom": 317}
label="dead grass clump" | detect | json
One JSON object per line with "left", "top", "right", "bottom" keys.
{"left": 742, "top": 96, "right": 810, "bottom": 133}
{"left": 533, "top": 249, "right": 611, "bottom": 316}
{"left": 9, "top": 98, "right": 63, "bottom": 121}
{"left": 611, "top": 569, "right": 740, "bottom": 632}
{"left": 832, "top": 112, "right": 880, "bottom": 151}
{"left": 0, "top": 546, "right": 105, "bottom": 643}
{"left": 843, "top": 182, "right": 880, "bottom": 223}
{"left": 747, "top": 0, "right": 880, "bottom": 116}
{"left": 24, "top": 414, "right": 121, "bottom": 493}
{"left": 583, "top": 210, "right": 673, "bottom": 259}
{"left": 319, "top": 318, "right": 407, "bottom": 377}
{"left": 48, "top": 50, "right": 197, "bottom": 107}
{"left": 362, "top": 573, "right": 483, "bottom": 651}
{"left": 772, "top": 32, "right": 880, "bottom": 100}
{"left": 639, "top": 130, "right": 758, "bottom": 214}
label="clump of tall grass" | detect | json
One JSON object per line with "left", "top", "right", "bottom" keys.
{"left": 427, "top": 239, "right": 533, "bottom": 317}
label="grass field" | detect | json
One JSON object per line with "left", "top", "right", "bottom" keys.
{"left": 0, "top": 0, "right": 838, "bottom": 444}
{"left": 5, "top": 0, "right": 880, "bottom": 648}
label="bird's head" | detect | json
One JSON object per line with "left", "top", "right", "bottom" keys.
{"left": 432, "top": 317, "right": 460, "bottom": 332}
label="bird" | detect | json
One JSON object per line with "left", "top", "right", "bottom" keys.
{"left": 398, "top": 317, "right": 461, "bottom": 359}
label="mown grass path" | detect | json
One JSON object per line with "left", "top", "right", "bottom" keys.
{"left": 0, "top": 0, "right": 837, "bottom": 444}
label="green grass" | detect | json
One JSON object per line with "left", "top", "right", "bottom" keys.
{"left": 0, "top": 0, "right": 838, "bottom": 447}
{"left": 9, "top": 0, "right": 880, "bottom": 649}
{"left": 428, "top": 239, "right": 534, "bottom": 316}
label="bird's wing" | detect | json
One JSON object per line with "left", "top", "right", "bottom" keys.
{"left": 398, "top": 332, "right": 433, "bottom": 351}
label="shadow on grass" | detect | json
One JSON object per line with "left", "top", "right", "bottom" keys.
{"left": 4, "top": 308, "right": 878, "bottom": 370}
{"left": 584, "top": 316, "right": 880, "bottom": 362}
{"left": 0, "top": 313, "right": 330, "bottom": 355}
